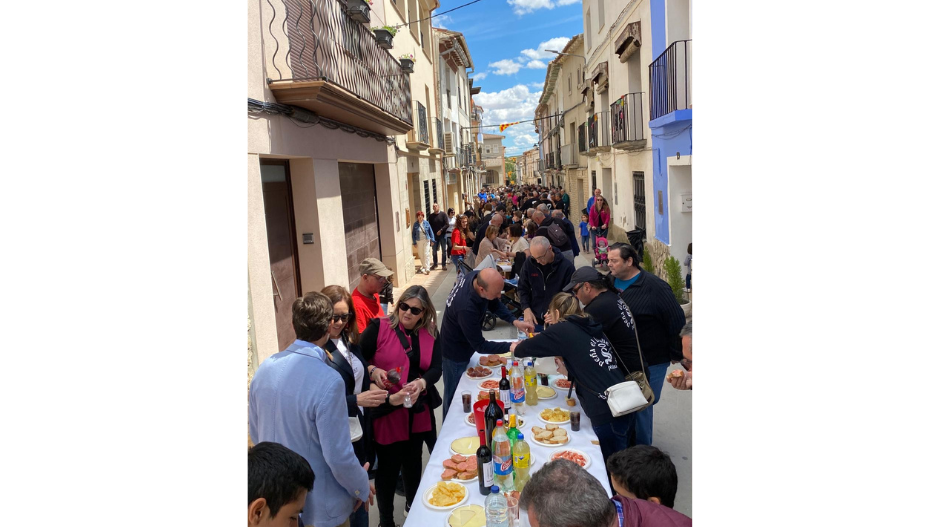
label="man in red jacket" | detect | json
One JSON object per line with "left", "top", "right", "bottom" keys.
{"left": 520, "top": 459, "right": 691, "bottom": 527}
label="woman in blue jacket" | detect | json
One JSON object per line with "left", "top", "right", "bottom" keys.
{"left": 412, "top": 211, "right": 435, "bottom": 275}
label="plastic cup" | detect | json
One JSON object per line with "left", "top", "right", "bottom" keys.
{"left": 570, "top": 410, "right": 581, "bottom": 431}
{"left": 461, "top": 391, "right": 472, "bottom": 413}
{"left": 538, "top": 373, "right": 549, "bottom": 386}
{"left": 507, "top": 496, "right": 519, "bottom": 526}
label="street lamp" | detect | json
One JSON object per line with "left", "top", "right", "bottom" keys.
{"left": 545, "top": 50, "right": 587, "bottom": 63}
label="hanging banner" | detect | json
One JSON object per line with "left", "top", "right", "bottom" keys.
{"left": 499, "top": 121, "right": 522, "bottom": 133}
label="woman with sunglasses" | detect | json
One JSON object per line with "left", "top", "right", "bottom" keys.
{"left": 359, "top": 285, "right": 442, "bottom": 527}
{"left": 320, "top": 285, "right": 387, "bottom": 527}
{"left": 589, "top": 194, "right": 611, "bottom": 250}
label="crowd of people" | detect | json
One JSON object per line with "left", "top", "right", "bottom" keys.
{"left": 249, "top": 184, "right": 693, "bottom": 527}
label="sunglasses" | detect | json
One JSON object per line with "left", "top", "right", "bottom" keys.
{"left": 572, "top": 283, "right": 584, "bottom": 294}
{"left": 331, "top": 313, "right": 351, "bottom": 323}
{"left": 398, "top": 303, "right": 425, "bottom": 316}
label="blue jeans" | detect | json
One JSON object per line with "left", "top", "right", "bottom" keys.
{"left": 442, "top": 357, "right": 470, "bottom": 421}
{"left": 432, "top": 239, "right": 448, "bottom": 267}
{"left": 349, "top": 505, "right": 368, "bottom": 527}
{"left": 634, "top": 362, "right": 669, "bottom": 445}
{"left": 451, "top": 255, "right": 465, "bottom": 277}
{"left": 592, "top": 413, "right": 636, "bottom": 465}
{"left": 686, "top": 273, "right": 691, "bottom": 290}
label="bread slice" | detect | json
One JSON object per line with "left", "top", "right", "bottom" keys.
{"left": 546, "top": 424, "right": 558, "bottom": 431}
{"left": 536, "top": 430, "right": 553, "bottom": 440}
{"left": 552, "top": 429, "right": 567, "bottom": 437}
{"left": 532, "top": 426, "right": 544, "bottom": 435}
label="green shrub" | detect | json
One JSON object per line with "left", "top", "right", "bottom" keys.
{"left": 664, "top": 256, "right": 687, "bottom": 304}
{"left": 642, "top": 249, "right": 654, "bottom": 274}
{"left": 372, "top": 25, "right": 398, "bottom": 37}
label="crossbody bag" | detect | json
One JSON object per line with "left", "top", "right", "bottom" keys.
{"left": 571, "top": 325, "right": 655, "bottom": 417}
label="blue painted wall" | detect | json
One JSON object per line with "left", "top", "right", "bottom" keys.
{"left": 648, "top": 0, "right": 692, "bottom": 246}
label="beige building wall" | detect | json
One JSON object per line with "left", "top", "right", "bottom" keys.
{"left": 583, "top": 0, "right": 655, "bottom": 243}
{"left": 248, "top": 0, "right": 412, "bottom": 361}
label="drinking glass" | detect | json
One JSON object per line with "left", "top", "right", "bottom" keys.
{"left": 569, "top": 410, "right": 581, "bottom": 432}
{"left": 461, "top": 391, "right": 472, "bottom": 413}
{"left": 507, "top": 495, "right": 519, "bottom": 527}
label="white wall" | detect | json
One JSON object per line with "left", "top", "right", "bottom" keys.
{"left": 667, "top": 163, "right": 692, "bottom": 263}
{"left": 666, "top": 0, "right": 691, "bottom": 43}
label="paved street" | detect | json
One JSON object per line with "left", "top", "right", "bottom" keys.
{"left": 372, "top": 254, "right": 692, "bottom": 525}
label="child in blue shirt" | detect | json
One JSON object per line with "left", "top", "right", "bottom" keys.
{"left": 579, "top": 213, "right": 590, "bottom": 252}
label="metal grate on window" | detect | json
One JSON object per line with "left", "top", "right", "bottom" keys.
{"left": 633, "top": 171, "right": 646, "bottom": 230}
{"left": 432, "top": 179, "right": 438, "bottom": 206}
{"left": 423, "top": 180, "right": 431, "bottom": 216}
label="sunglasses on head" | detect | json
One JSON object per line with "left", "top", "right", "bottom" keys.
{"left": 331, "top": 313, "right": 351, "bottom": 323}
{"left": 398, "top": 303, "right": 425, "bottom": 316}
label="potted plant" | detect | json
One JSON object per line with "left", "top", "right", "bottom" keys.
{"left": 371, "top": 25, "right": 397, "bottom": 49}
{"left": 345, "top": 0, "right": 371, "bottom": 23}
{"left": 664, "top": 256, "right": 691, "bottom": 317}
{"left": 399, "top": 53, "right": 415, "bottom": 74}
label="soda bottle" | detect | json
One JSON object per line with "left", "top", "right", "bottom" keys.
{"left": 506, "top": 414, "right": 520, "bottom": 451}
{"left": 510, "top": 361, "right": 525, "bottom": 412}
{"left": 517, "top": 317, "right": 528, "bottom": 341}
{"left": 492, "top": 420, "right": 514, "bottom": 492}
{"left": 524, "top": 359, "right": 538, "bottom": 406}
{"left": 476, "top": 428, "right": 494, "bottom": 496}
{"left": 499, "top": 366, "right": 512, "bottom": 411}
{"left": 512, "top": 433, "right": 531, "bottom": 492}
{"left": 484, "top": 485, "right": 509, "bottom": 527}
{"left": 484, "top": 390, "right": 503, "bottom": 450}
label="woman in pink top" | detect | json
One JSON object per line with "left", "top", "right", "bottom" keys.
{"left": 589, "top": 195, "right": 611, "bottom": 249}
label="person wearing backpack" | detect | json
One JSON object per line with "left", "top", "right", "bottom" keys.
{"left": 517, "top": 236, "right": 575, "bottom": 331}
{"left": 532, "top": 209, "right": 574, "bottom": 262}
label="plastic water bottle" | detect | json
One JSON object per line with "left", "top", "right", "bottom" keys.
{"left": 524, "top": 360, "right": 538, "bottom": 406}
{"left": 512, "top": 433, "right": 531, "bottom": 492}
{"left": 484, "top": 485, "right": 509, "bottom": 527}
{"left": 517, "top": 317, "right": 528, "bottom": 341}
{"left": 492, "top": 420, "right": 514, "bottom": 492}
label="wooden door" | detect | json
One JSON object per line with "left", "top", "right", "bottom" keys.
{"left": 260, "top": 160, "right": 301, "bottom": 352}
{"left": 339, "top": 163, "right": 382, "bottom": 291}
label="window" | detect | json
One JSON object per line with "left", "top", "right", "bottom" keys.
{"left": 633, "top": 171, "right": 646, "bottom": 230}
{"left": 598, "top": 0, "right": 605, "bottom": 32}
{"left": 585, "top": 10, "right": 592, "bottom": 51}
{"left": 568, "top": 74, "right": 572, "bottom": 94}
{"left": 457, "top": 84, "right": 461, "bottom": 109}
{"left": 447, "top": 89, "right": 451, "bottom": 109}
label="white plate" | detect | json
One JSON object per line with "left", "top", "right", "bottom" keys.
{"left": 549, "top": 448, "right": 591, "bottom": 469}
{"left": 445, "top": 504, "right": 486, "bottom": 527}
{"left": 477, "top": 379, "right": 502, "bottom": 391}
{"left": 537, "top": 410, "right": 571, "bottom": 426}
{"left": 449, "top": 436, "right": 481, "bottom": 456}
{"left": 552, "top": 378, "right": 572, "bottom": 391}
{"left": 464, "top": 413, "right": 476, "bottom": 427}
{"left": 423, "top": 482, "right": 470, "bottom": 511}
{"left": 528, "top": 431, "right": 570, "bottom": 448}
{"left": 536, "top": 386, "right": 557, "bottom": 400}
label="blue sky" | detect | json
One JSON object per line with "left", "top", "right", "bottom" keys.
{"left": 433, "top": 0, "right": 585, "bottom": 158}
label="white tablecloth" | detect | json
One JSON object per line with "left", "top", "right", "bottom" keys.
{"left": 404, "top": 346, "right": 612, "bottom": 527}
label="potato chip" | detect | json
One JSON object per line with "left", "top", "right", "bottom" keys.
{"left": 429, "top": 481, "right": 466, "bottom": 507}
{"left": 539, "top": 407, "right": 570, "bottom": 422}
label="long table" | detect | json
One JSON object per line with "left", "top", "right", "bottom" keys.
{"left": 404, "top": 347, "right": 612, "bottom": 527}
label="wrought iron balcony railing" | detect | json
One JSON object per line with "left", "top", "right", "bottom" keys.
{"left": 578, "top": 123, "right": 588, "bottom": 154}
{"left": 649, "top": 40, "right": 691, "bottom": 121}
{"left": 262, "top": 0, "right": 413, "bottom": 133}
{"left": 407, "top": 101, "right": 429, "bottom": 146}
{"left": 561, "top": 144, "right": 577, "bottom": 167}
{"left": 611, "top": 92, "right": 646, "bottom": 146}
{"left": 436, "top": 118, "right": 444, "bottom": 150}
{"left": 588, "top": 111, "right": 611, "bottom": 152}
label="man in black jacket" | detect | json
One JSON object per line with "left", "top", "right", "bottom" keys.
{"left": 439, "top": 268, "right": 534, "bottom": 419}
{"left": 607, "top": 243, "right": 686, "bottom": 446}
{"left": 517, "top": 237, "right": 575, "bottom": 331}
{"left": 533, "top": 209, "right": 574, "bottom": 262}
{"left": 427, "top": 203, "right": 450, "bottom": 271}
{"left": 563, "top": 266, "right": 649, "bottom": 383}
{"left": 552, "top": 209, "right": 580, "bottom": 261}
{"left": 472, "top": 212, "right": 504, "bottom": 255}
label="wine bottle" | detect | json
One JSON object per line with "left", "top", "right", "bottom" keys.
{"left": 476, "top": 428, "right": 494, "bottom": 495}
{"left": 484, "top": 389, "right": 504, "bottom": 450}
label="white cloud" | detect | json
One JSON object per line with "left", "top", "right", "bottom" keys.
{"left": 489, "top": 59, "right": 523, "bottom": 75}
{"left": 520, "top": 37, "right": 572, "bottom": 60}
{"left": 508, "top": 0, "right": 579, "bottom": 16}
{"left": 434, "top": 15, "right": 453, "bottom": 29}
{"left": 525, "top": 60, "right": 547, "bottom": 69}
{"left": 471, "top": 72, "right": 488, "bottom": 80}
{"left": 474, "top": 84, "right": 544, "bottom": 151}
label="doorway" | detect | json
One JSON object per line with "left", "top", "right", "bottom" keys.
{"left": 260, "top": 159, "right": 301, "bottom": 352}
{"left": 339, "top": 163, "right": 382, "bottom": 291}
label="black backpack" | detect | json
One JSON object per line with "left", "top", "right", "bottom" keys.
{"left": 544, "top": 222, "right": 568, "bottom": 248}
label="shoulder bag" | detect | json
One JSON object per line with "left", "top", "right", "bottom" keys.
{"left": 572, "top": 325, "right": 655, "bottom": 417}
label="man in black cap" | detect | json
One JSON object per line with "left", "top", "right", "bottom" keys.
{"left": 563, "top": 266, "right": 650, "bottom": 401}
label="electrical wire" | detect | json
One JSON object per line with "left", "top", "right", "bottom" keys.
{"left": 391, "top": 0, "right": 485, "bottom": 30}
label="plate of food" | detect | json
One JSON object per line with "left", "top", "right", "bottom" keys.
{"left": 424, "top": 481, "right": 469, "bottom": 511}
{"left": 466, "top": 366, "right": 494, "bottom": 379}
{"left": 442, "top": 453, "right": 478, "bottom": 482}
{"left": 538, "top": 407, "right": 571, "bottom": 425}
{"left": 552, "top": 378, "right": 572, "bottom": 390}
{"left": 530, "top": 424, "right": 569, "bottom": 447}
{"left": 536, "top": 386, "right": 557, "bottom": 400}
{"left": 478, "top": 379, "right": 501, "bottom": 391}
{"left": 478, "top": 354, "right": 508, "bottom": 367}
{"left": 450, "top": 436, "right": 481, "bottom": 456}
{"left": 550, "top": 448, "right": 591, "bottom": 469}
{"left": 446, "top": 504, "right": 486, "bottom": 527}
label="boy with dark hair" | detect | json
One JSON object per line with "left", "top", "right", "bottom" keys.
{"left": 248, "top": 442, "right": 315, "bottom": 527}
{"left": 606, "top": 445, "right": 680, "bottom": 509}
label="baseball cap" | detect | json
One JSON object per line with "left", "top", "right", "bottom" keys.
{"left": 359, "top": 258, "right": 394, "bottom": 278}
{"left": 562, "top": 266, "right": 605, "bottom": 292}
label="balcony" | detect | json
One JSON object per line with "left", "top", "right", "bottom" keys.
{"left": 262, "top": 0, "right": 412, "bottom": 136}
{"left": 406, "top": 102, "right": 430, "bottom": 150}
{"left": 649, "top": 40, "right": 692, "bottom": 122}
{"left": 611, "top": 92, "right": 646, "bottom": 149}
{"left": 588, "top": 111, "right": 611, "bottom": 155}
{"left": 578, "top": 123, "right": 588, "bottom": 154}
{"left": 561, "top": 144, "right": 578, "bottom": 168}
{"left": 429, "top": 117, "right": 444, "bottom": 155}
